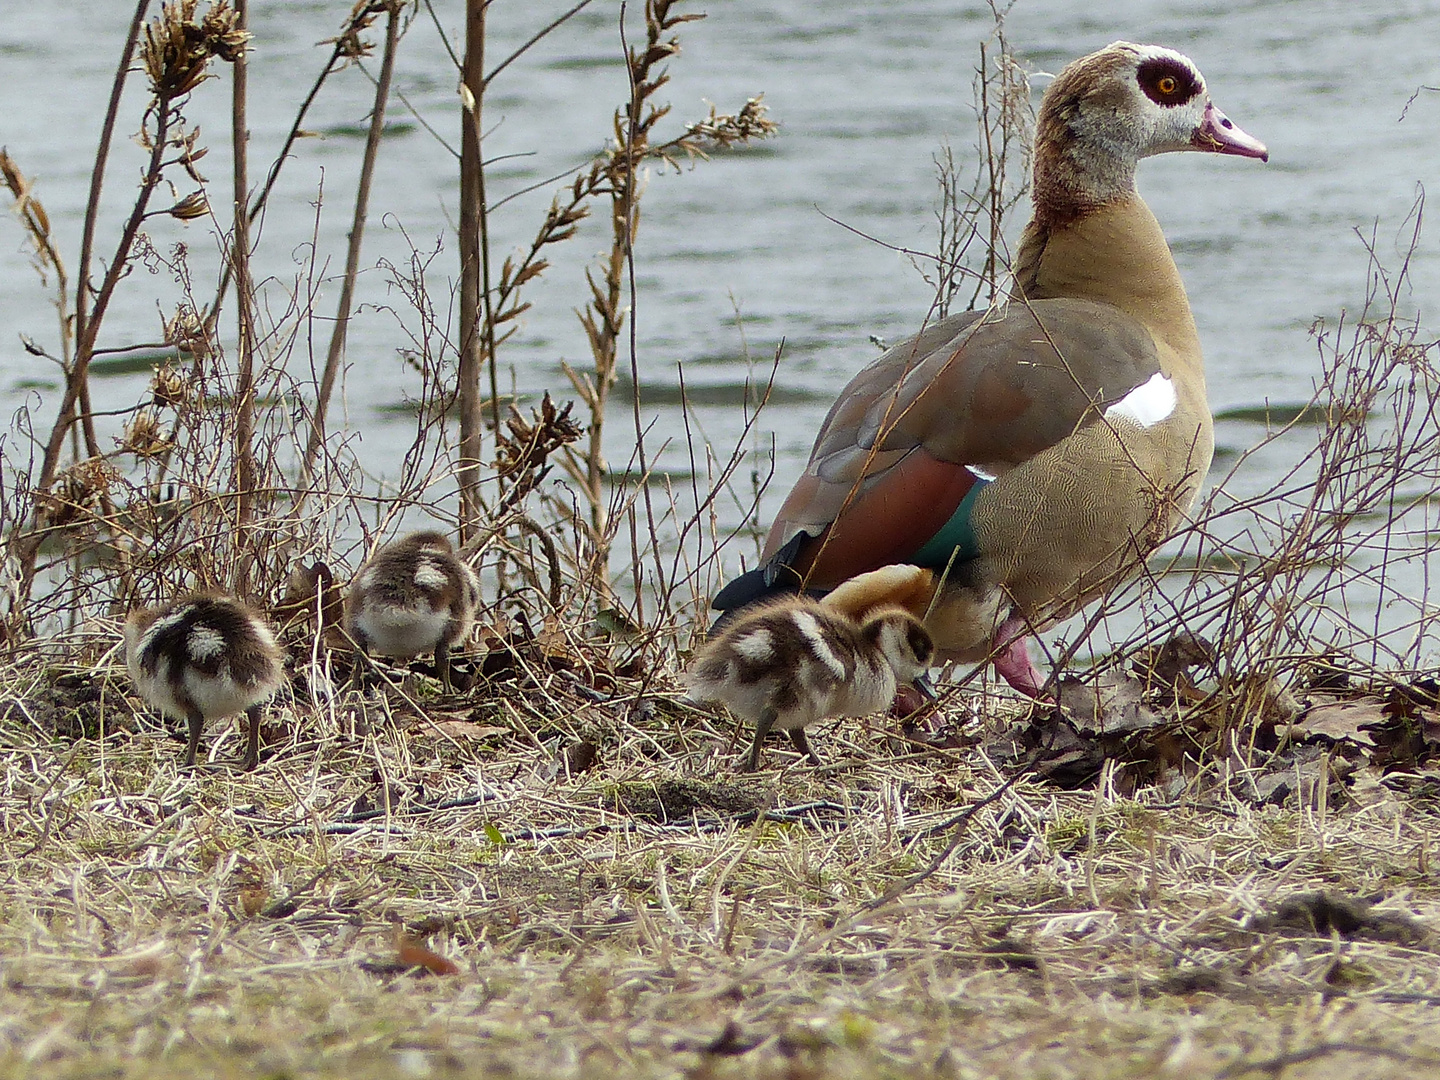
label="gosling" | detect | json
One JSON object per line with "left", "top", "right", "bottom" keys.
{"left": 344, "top": 531, "right": 480, "bottom": 692}
{"left": 124, "top": 592, "right": 285, "bottom": 771}
{"left": 686, "top": 597, "right": 936, "bottom": 772}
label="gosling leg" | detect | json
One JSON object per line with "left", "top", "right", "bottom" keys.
{"left": 435, "top": 641, "right": 452, "bottom": 693}
{"left": 242, "top": 704, "right": 263, "bottom": 771}
{"left": 349, "top": 636, "right": 372, "bottom": 692}
{"left": 742, "top": 707, "right": 778, "bottom": 773}
{"left": 789, "top": 727, "right": 822, "bottom": 768}
{"left": 183, "top": 707, "right": 203, "bottom": 769}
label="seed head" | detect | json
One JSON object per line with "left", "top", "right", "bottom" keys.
{"left": 141, "top": 0, "right": 249, "bottom": 99}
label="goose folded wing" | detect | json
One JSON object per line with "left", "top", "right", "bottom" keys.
{"left": 763, "top": 297, "right": 1165, "bottom": 587}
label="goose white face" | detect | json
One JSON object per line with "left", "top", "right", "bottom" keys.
{"left": 1127, "top": 46, "right": 1213, "bottom": 156}
{"left": 1070, "top": 43, "right": 1268, "bottom": 164}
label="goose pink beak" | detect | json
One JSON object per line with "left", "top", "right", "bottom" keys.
{"left": 1193, "top": 102, "right": 1268, "bottom": 161}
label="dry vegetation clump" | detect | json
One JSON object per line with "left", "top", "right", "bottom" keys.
{"left": 1, "top": 2, "right": 1440, "bottom": 1078}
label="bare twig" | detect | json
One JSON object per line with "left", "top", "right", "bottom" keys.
{"left": 298, "top": 0, "right": 403, "bottom": 497}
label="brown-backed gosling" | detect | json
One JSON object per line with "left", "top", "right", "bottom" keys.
{"left": 685, "top": 597, "right": 936, "bottom": 772}
{"left": 344, "top": 531, "right": 480, "bottom": 692}
{"left": 124, "top": 592, "right": 285, "bottom": 770}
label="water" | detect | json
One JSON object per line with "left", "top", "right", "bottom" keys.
{"left": 2, "top": 1, "right": 1438, "bottom": 650}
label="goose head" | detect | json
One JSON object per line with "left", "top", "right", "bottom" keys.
{"left": 1034, "top": 42, "right": 1268, "bottom": 226}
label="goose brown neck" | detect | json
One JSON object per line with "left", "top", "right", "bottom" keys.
{"left": 1028, "top": 118, "right": 1138, "bottom": 232}
{"left": 1010, "top": 195, "right": 1201, "bottom": 356}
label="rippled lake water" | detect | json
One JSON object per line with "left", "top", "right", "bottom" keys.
{"left": 3, "top": 1, "right": 1438, "bottom": 650}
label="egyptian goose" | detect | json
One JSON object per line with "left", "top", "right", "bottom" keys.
{"left": 344, "top": 530, "right": 480, "bottom": 692}
{"left": 124, "top": 592, "right": 285, "bottom": 770}
{"left": 686, "top": 597, "right": 935, "bottom": 771}
{"left": 712, "top": 42, "right": 1268, "bottom": 695}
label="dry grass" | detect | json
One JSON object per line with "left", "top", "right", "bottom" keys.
{"left": 3, "top": 634, "right": 1440, "bottom": 1080}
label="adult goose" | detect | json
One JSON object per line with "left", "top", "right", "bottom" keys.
{"left": 711, "top": 42, "right": 1268, "bottom": 694}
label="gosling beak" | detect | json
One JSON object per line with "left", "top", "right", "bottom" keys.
{"left": 912, "top": 672, "right": 939, "bottom": 701}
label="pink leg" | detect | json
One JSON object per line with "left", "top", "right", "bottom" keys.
{"left": 992, "top": 616, "right": 1046, "bottom": 698}
{"left": 888, "top": 683, "right": 930, "bottom": 718}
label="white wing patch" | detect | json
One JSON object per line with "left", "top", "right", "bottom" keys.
{"left": 413, "top": 560, "right": 450, "bottom": 590}
{"left": 733, "top": 627, "right": 775, "bottom": 663}
{"left": 791, "top": 609, "right": 847, "bottom": 679}
{"left": 187, "top": 625, "right": 226, "bottom": 660}
{"left": 1105, "top": 372, "right": 1176, "bottom": 429}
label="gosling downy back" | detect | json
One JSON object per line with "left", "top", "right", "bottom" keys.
{"left": 687, "top": 597, "right": 933, "bottom": 770}
{"left": 124, "top": 591, "right": 284, "bottom": 769}
{"left": 344, "top": 530, "right": 480, "bottom": 691}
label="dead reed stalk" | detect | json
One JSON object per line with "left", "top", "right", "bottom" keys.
{"left": 14, "top": 0, "right": 247, "bottom": 603}
{"left": 457, "top": 0, "right": 493, "bottom": 540}
{"left": 559, "top": 2, "right": 776, "bottom": 598}
{"left": 230, "top": 0, "right": 257, "bottom": 591}
{"left": 298, "top": 0, "right": 405, "bottom": 499}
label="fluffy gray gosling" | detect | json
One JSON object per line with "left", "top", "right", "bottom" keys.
{"left": 124, "top": 592, "right": 285, "bottom": 770}
{"left": 344, "top": 531, "right": 480, "bottom": 692}
{"left": 686, "top": 597, "right": 935, "bottom": 771}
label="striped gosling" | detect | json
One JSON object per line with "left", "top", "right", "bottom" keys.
{"left": 344, "top": 531, "right": 480, "bottom": 692}
{"left": 124, "top": 593, "right": 285, "bottom": 770}
{"left": 686, "top": 597, "right": 936, "bottom": 772}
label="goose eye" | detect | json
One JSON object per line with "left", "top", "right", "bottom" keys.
{"left": 1137, "top": 57, "right": 1199, "bottom": 107}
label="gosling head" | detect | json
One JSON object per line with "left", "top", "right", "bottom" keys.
{"left": 860, "top": 606, "right": 935, "bottom": 693}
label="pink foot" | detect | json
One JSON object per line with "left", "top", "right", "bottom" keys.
{"left": 889, "top": 683, "right": 930, "bottom": 718}
{"left": 992, "top": 617, "right": 1047, "bottom": 697}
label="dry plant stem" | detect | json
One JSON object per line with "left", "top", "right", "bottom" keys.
{"left": 483, "top": 0, "right": 599, "bottom": 90}
{"left": 205, "top": 18, "right": 370, "bottom": 336}
{"left": 11, "top": 0, "right": 147, "bottom": 596}
{"left": 0, "top": 155, "right": 85, "bottom": 539}
{"left": 26, "top": 41, "right": 176, "bottom": 601}
{"left": 298, "top": 0, "right": 402, "bottom": 496}
{"left": 979, "top": 40, "right": 1000, "bottom": 304}
{"left": 619, "top": 4, "right": 666, "bottom": 604}
{"left": 573, "top": 0, "right": 700, "bottom": 582}
{"left": 231, "top": 0, "right": 258, "bottom": 592}
{"left": 66, "top": 0, "right": 152, "bottom": 471}
{"left": 457, "top": 0, "right": 497, "bottom": 540}
{"left": 0, "top": 154, "right": 75, "bottom": 372}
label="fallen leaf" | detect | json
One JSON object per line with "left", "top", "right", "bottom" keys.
{"left": 693, "top": 1021, "right": 762, "bottom": 1057}
{"left": 1250, "top": 744, "right": 1353, "bottom": 807}
{"left": 1130, "top": 631, "right": 1215, "bottom": 691}
{"left": 545, "top": 739, "right": 599, "bottom": 780}
{"left": 396, "top": 932, "right": 461, "bottom": 976}
{"left": 425, "top": 719, "right": 509, "bottom": 740}
{"left": 536, "top": 614, "right": 571, "bottom": 658}
{"left": 1056, "top": 671, "right": 1164, "bottom": 736}
{"left": 1291, "top": 697, "right": 1384, "bottom": 746}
